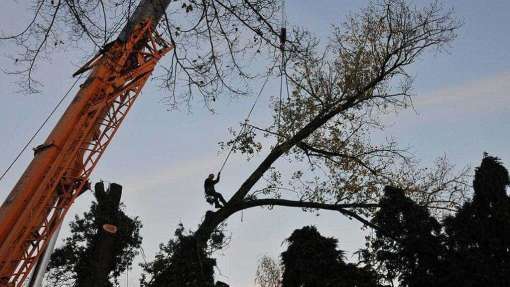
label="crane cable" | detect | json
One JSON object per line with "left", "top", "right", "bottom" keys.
{"left": 218, "top": 74, "right": 270, "bottom": 174}
{"left": 277, "top": 0, "right": 288, "bottom": 135}
{"left": 0, "top": 75, "right": 82, "bottom": 183}
{"left": 281, "top": 0, "right": 291, "bottom": 102}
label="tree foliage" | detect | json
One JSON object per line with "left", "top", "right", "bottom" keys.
{"left": 366, "top": 154, "right": 510, "bottom": 287}
{"left": 255, "top": 256, "right": 281, "bottom": 287}
{"left": 366, "top": 186, "right": 444, "bottom": 287}
{"left": 442, "top": 155, "right": 510, "bottom": 287}
{"left": 279, "top": 226, "right": 379, "bottom": 287}
{"left": 140, "top": 224, "right": 217, "bottom": 287}
{"left": 245, "top": 0, "right": 464, "bottom": 211}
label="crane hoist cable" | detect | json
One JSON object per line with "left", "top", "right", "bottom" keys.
{"left": 277, "top": 0, "right": 289, "bottom": 134}
{"left": 0, "top": 75, "right": 82, "bottom": 183}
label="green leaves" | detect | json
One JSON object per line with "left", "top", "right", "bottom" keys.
{"left": 219, "top": 125, "right": 262, "bottom": 160}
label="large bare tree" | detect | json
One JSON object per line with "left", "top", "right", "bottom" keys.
{"left": 1, "top": 0, "right": 284, "bottom": 105}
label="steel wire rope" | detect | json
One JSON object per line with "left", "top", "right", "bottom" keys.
{"left": 0, "top": 75, "right": 83, "bottom": 183}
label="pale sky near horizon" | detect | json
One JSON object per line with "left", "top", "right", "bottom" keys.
{"left": 1, "top": 1, "right": 510, "bottom": 286}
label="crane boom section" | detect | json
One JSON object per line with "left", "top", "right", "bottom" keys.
{"left": 0, "top": 20, "right": 171, "bottom": 286}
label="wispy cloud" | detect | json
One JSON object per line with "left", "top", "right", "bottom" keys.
{"left": 413, "top": 72, "right": 510, "bottom": 112}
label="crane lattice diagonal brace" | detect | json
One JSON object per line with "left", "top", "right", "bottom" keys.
{"left": 0, "top": 11, "right": 172, "bottom": 287}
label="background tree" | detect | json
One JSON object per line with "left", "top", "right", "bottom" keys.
{"left": 46, "top": 182, "right": 142, "bottom": 287}
{"left": 140, "top": 224, "right": 217, "bottom": 287}
{"left": 281, "top": 225, "right": 345, "bottom": 287}
{"left": 280, "top": 226, "right": 379, "bottom": 287}
{"left": 365, "top": 186, "right": 445, "bottom": 287}
{"left": 255, "top": 256, "right": 281, "bottom": 287}
{"left": 256, "top": 157, "right": 510, "bottom": 287}
{"left": 142, "top": 0, "right": 466, "bottom": 284}
{"left": 365, "top": 155, "right": 510, "bottom": 287}
{"left": 443, "top": 155, "right": 510, "bottom": 287}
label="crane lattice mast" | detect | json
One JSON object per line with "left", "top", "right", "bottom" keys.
{"left": 0, "top": 1, "right": 172, "bottom": 285}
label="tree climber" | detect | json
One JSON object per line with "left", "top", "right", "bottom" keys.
{"left": 204, "top": 172, "right": 227, "bottom": 208}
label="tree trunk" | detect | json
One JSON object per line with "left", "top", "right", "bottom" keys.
{"left": 119, "top": 0, "right": 172, "bottom": 42}
{"left": 194, "top": 209, "right": 235, "bottom": 247}
{"left": 77, "top": 183, "right": 122, "bottom": 287}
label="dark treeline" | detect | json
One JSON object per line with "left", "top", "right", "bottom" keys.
{"left": 46, "top": 154, "right": 510, "bottom": 287}
{"left": 279, "top": 226, "right": 378, "bottom": 287}
{"left": 366, "top": 154, "right": 510, "bottom": 287}
{"left": 256, "top": 154, "right": 510, "bottom": 287}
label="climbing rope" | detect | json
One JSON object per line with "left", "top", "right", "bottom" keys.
{"left": 218, "top": 1, "right": 288, "bottom": 174}
{"left": 0, "top": 75, "right": 83, "bottom": 183}
{"left": 217, "top": 74, "right": 271, "bottom": 174}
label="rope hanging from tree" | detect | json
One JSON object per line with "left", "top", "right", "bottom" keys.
{"left": 218, "top": 0, "right": 288, "bottom": 174}
{"left": 218, "top": 74, "right": 270, "bottom": 174}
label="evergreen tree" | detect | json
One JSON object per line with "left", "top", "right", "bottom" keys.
{"left": 281, "top": 226, "right": 378, "bottom": 287}
{"left": 443, "top": 155, "right": 510, "bottom": 286}
{"left": 367, "top": 186, "right": 445, "bottom": 287}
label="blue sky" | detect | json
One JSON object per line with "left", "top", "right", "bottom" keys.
{"left": 1, "top": 1, "right": 509, "bottom": 286}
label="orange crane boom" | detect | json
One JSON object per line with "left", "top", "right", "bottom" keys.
{"left": 0, "top": 1, "right": 172, "bottom": 285}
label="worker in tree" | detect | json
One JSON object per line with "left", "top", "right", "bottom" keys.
{"left": 204, "top": 172, "right": 227, "bottom": 208}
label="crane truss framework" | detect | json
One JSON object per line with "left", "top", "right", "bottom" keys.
{"left": 0, "top": 20, "right": 171, "bottom": 287}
